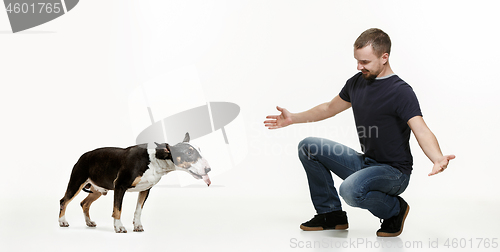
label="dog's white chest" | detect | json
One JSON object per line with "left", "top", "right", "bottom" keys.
{"left": 126, "top": 153, "right": 174, "bottom": 192}
{"left": 127, "top": 167, "right": 162, "bottom": 192}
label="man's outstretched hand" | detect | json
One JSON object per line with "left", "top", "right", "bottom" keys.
{"left": 264, "top": 106, "right": 293, "bottom": 129}
{"left": 428, "top": 155, "right": 456, "bottom": 176}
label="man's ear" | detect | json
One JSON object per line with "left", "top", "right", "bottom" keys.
{"left": 183, "top": 132, "right": 190, "bottom": 143}
{"left": 381, "top": 52, "right": 389, "bottom": 65}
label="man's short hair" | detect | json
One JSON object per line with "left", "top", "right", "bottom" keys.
{"left": 354, "top": 28, "right": 391, "bottom": 57}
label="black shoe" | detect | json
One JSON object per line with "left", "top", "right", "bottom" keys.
{"left": 300, "top": 211, "right": 348, "bottom": 231}
{"left": 376, "top": 196, "right": 409, "bottom": 237}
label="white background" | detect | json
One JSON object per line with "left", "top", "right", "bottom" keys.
{"left": 1, "top": 1, "right": 499, "bottom": 251}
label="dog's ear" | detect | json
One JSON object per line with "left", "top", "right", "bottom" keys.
{"left": 154, "top": 142, "right": 170, "bottom": 153}
{"left": 183, "top": 132, "right": 190, "bottom": 143}
{"left": 154, "top": 142, "right": 167, "bottom": 149}
{"left": 155, "top": 143, "right": 171, "bottom": 160}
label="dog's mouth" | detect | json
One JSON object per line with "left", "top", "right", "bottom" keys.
{"left": 189, "top": 170, "right": 211, "bottom": 186}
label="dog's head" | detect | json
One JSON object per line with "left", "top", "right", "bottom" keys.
{"left": 154, "top": 133, "right": 211, "bottom": 186}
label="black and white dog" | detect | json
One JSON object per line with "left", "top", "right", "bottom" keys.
{"left": 59, "top": 133, "right": 211, "bottom": 233}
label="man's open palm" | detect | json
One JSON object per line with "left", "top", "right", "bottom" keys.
{"left": 428, "top": 155, "right": 455, "bottom": 176}
{"left": 264, "top": 106, "right": 293, "bottom": 129}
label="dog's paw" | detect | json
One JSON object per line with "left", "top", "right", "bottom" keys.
{"left": 85, "top": 220, "right": 97, "bottom": 227}
{"left": 114, "top": 226, "right": 127, "bottom": 233}
{"left": 114, "top": 219, "right": 127, "bottom": 233}
{"left": 133, "top": 225, "right": 144, "bottom": 232}
{"left": 59, "top": 217, "right": 69, "bottom": 227}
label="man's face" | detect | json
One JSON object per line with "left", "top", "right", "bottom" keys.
{"left": 354, "top": 45, "right": 388, "bottom": 80}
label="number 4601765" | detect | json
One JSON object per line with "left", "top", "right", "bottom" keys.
{"left": 444, "top": 238, "right": 498, "bottom": 249}
{"left": 6, "top": 3, "right": 62, "bottom": 14}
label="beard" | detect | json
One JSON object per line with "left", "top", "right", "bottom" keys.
{"left": 361, "top": 70, "right": 378, "bottom": 81}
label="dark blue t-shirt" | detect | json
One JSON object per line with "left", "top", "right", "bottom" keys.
{"left": 339, "top": 72, "right": 422, "bottom": 174}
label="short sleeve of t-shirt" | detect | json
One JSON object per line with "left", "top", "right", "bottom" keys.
{"left": 339, "top": 76, "right": 355, "bottom": 103}
{"left": 394, "top": 84, "right": 422, "bottom": 122}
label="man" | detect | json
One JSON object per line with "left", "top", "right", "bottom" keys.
{"left": 264, "top": 28, "right": 455, "bottom": 237}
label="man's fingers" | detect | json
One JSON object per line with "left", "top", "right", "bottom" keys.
{"left": 428, "top": 169, "right": 442, "bottom": 176}
{"left": 264, "top": 119, "right": 280, "bottom": 129}
{"left": 429, "top": 156, "right": 453, "bottom": 176}
{"left": 267, "top": 125, "right": 281, "bottom": 130}
{"left": 265, "top": 106, "right": 288, "bottom": 130}
{"left": 266, "top": 115, "right": 279, "bottom": 119}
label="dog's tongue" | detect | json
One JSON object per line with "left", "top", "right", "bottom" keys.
{"left": 202, "top": 175, "right": 211, "bottom": 186}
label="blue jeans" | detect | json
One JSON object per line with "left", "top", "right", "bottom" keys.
{"left": 298, "top": 137, "right": 410, "bottom": 219}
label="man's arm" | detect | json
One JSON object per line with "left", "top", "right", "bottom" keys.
{"left": 292, "top": 95, "right": 352, "bottom": 124}
{"left": 407, "top": 116, "right": 455, "bottom": 176}
{"left": 264, "top": 95, "right": 351, "bottom": 129}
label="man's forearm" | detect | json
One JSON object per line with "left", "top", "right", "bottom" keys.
{"left": 291, "top": 95, "right": 351, "bottom": 125}
{"left": 291, "top": 102, "right": 331, "bottom": 124}
{"left": 416, "top": 129, "right": 444, "bottom": 164}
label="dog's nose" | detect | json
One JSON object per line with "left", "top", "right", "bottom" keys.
{"left": 205, "top": 167, "right": 211, "bottom": 173}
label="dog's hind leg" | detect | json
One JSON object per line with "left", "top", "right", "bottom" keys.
{"left": 133, "top": 189, "right": 150, "bottom": 232}
{"left": 59, "top": 181, "right": 87, "bottom": 227}
{"left": 60, "top": 157, "right": 90, "bottom": 227}
{"left": 80, "top": 187, "right": 102, "bottom": 227}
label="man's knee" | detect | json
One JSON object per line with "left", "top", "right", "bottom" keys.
{"left": 298, "top": 137, "right": 319, "bottom": 159}
{"left": 339, "top": 180, "right": 363, "bottom": 207}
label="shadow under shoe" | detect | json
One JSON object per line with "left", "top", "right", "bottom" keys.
{"left": 376, "top": 196, "right": 410, "bottom": 237}
{"left": 300, "top": 210, "right": 349, "bottom": 231}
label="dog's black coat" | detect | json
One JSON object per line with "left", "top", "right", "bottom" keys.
{"left": 65, "top": 144, "right": 166, "bottom": 194}
{"left": 59, "top": 132, "right": 210, "bottom": 233}
{"left": 59, "top": 143, "right": 173, "bottom": 232}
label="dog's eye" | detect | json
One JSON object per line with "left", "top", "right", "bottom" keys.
{"left": 187, "top": 150, "right": 193, "bottom": 155}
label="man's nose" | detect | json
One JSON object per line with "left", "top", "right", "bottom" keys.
{"left": 357, "top": 63, "right": 363, "bottom": 71}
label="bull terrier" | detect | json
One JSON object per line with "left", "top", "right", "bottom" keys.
{"left": 59, "top": 132, "right": 211, "bottom": 233}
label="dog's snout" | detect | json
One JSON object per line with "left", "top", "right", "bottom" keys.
{"left": 205, "top": 167, "right": 211, "bottom": 173}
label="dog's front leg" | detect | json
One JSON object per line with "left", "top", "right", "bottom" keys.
{"left": 133, "top": 189, "right": 150, "bottom": 232}
{"left": 112, "top": 187, "right": 127, "bottom": 233}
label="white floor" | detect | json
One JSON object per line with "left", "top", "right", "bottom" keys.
{"left": 2, "top": 164, "right": 499, "bottom": 252}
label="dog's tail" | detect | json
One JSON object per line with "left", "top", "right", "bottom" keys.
{"left": 82, "top": 183, "right": 93, "bottom": 193}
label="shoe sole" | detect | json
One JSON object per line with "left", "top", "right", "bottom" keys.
{"left": 300, "top": 223, "right": 349, "bottom": 231}
{"left": 376, "top": 204, "right": 410, "bottom": 237}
